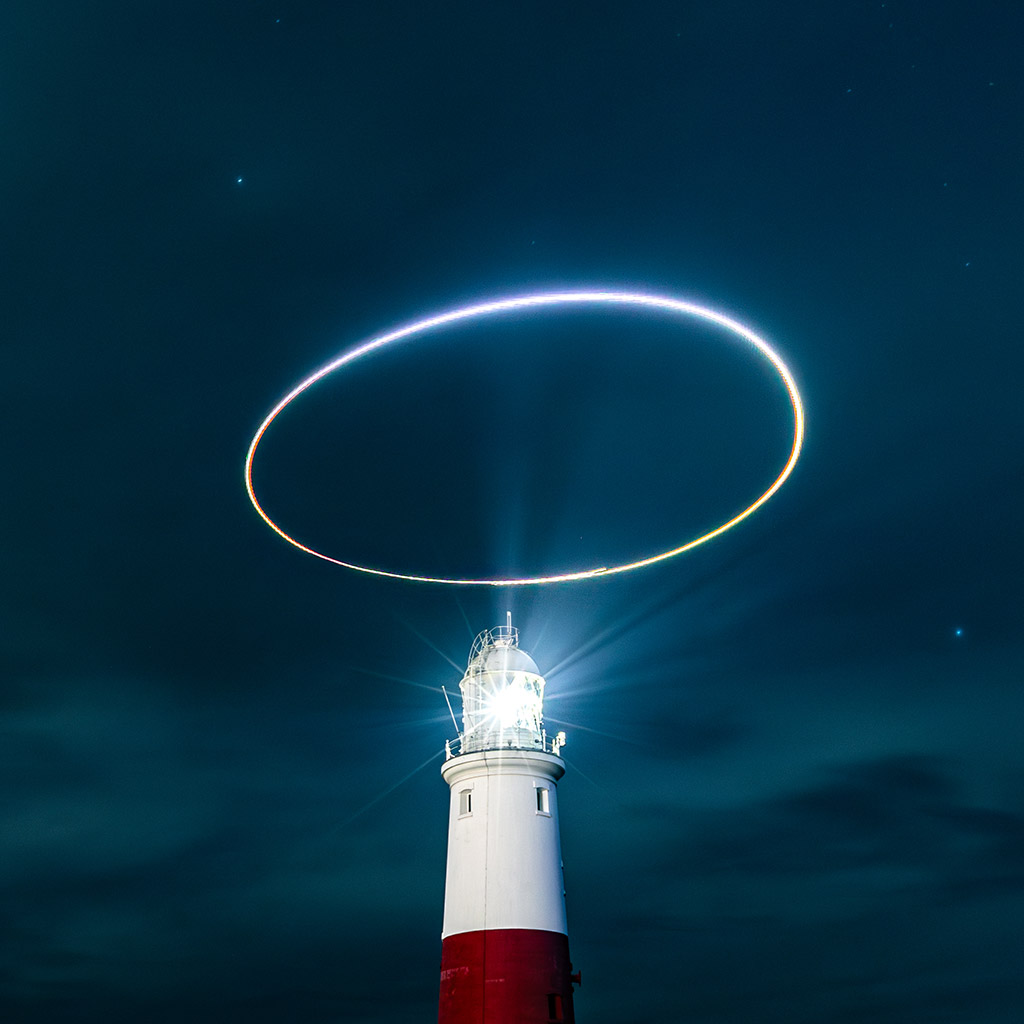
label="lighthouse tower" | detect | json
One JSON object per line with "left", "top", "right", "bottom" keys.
{"left": 439, "top": 620, "right": 578, "bottom": 1024}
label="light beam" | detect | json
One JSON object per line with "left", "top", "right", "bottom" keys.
{"left": 244, "top": 290, "right": 805, "bottom": 585}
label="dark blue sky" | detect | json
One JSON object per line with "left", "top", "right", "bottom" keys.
{"left": 4, "top": 2, "right": 1023, "bottom": 1021}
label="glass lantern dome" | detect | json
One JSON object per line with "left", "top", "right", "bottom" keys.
{"left": 458, "top": 623, "right": 547, "bottom": 753}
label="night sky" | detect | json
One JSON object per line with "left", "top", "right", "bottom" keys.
{"left": 5, "top": 2, "right": 1024, "bottom": 1021}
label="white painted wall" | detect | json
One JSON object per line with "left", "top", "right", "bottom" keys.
{"left": 441, "top": 750, "right": 567, "bottom": 938}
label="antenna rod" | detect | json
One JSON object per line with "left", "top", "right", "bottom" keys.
{"left": 507, "top": 609, "right": 512, "bottom": 631}
{"left": 441, "top": 685, "right": 460, "bottom": 737}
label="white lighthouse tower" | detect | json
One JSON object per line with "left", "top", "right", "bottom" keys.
{"left": 438, "top": 619, "right": 578, "bottom": 1024}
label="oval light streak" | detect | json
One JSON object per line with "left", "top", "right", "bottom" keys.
{"left": 245, "top": 290, "right": 805, "bottom": 586}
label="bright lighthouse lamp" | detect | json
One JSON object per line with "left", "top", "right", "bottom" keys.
{"left": 245, "top": 289, "right": 805, "bottom": 586}
{"left": 486, "top": 672, "right": 545, "bottom": 732}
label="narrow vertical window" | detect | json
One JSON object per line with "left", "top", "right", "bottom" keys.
{"left": 459, "top": 790, "right": 472, "bottom": 816}
{"left": 547, "top": 993, "right": 563, "bottom": 1021}
{"left": 536, "top": 787, "right": 549, "bottom": 814}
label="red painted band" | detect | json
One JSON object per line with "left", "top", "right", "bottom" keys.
{"left": 439, "top": 928, "right": 576, "bottom": 1024}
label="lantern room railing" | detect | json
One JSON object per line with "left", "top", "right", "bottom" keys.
{"left": 445, "top": 728, "right": 566, "bottom": 761}
{"left": 467, "top": 624, "right": 518, "bottom": 665}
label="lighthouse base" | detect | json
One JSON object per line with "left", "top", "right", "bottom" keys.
{"left": 439, "top": 928, "right": 576, "bottom": 1024}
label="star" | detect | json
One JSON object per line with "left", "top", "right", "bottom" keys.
{"left": 236, "top": 176, "right": 244, "bottom": 185}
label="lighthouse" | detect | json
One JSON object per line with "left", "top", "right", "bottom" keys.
{"left": 438, "top": 619, "right": 578, "bottom": 1023}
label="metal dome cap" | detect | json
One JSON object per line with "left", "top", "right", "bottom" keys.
{"left": 471, "top": 639, "right": 541, "bottom": 678}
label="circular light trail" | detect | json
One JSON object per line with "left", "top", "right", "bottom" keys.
{"left": 245, "top": 290, "right": 805, "bottom": 586}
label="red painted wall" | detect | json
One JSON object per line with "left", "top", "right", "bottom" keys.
{"left": 439, "top": 928, "right": 576, "bottom": 1024}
